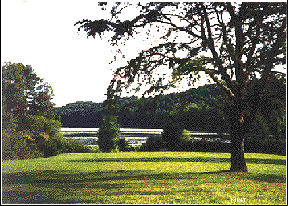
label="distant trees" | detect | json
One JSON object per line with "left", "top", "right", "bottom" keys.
{"left": 55, "top": 101, "right": 104, "bottom": 128}
{"left": 244, "top": 73, "right": 286, "bottom": 154}
{"left": 56, "top": 79, "right": 285, "bottom": 142}
{"left": 55, "top": 85, "right": 228, "bottom": 130}
{"left": 76, "top": 2, "right": 286, "bottom": 171}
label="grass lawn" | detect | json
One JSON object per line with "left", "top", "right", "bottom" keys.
{"left": 2, "top": 152, "right": 286, "bottom": 204}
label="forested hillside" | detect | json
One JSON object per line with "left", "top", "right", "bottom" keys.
{"left": 55, "top": 78, "right": 286, "bottom": 141}
{"left": 55, "top": 84, "right": 225, "bottom": 130}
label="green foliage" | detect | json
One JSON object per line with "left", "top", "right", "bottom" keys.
{"left": 2, "top": 128, "right": 42, "bottom": 160}
{"left": 98, "top": 115, "right": 120, "bottom": 152}
{"left": 64, "top": 138, "right": 95, "bottom": 153}
{"left": 37, "top": 134, "right": 96, "bottom": 157}
{"left": 2, "top": 62, "right": 36, "bottom": 128}
{"left": 2, "top": 62, "right": 82, "bottom": 159}
{"left": 37, "top": 137, "right": 58, "bottom": 158}
{"left": 161, "top": 119, "right": 184, "bottom": 151}
{"left": 116, "top": 137, "right": 133, "bottom": 152}
{"left": 181, "top": 129, "right": 191, "bottom": 142}
{"left": 55, "top": 85, "right": 227, "bottom": 130}
{"left": 56, "top": 78, "right": 285, "bottom": 141}
{"left": 140, "top": 135, "right": 163, "bottom": 151}
{"left": 2, "top": 62, "right": 57, "bottom": 130}
{"left": 54, "top": 101, "right": 104, "bottom": 128}
{"left": 237, "top": 73, "right": 286, "bottom": 142}
{"left": 21, "top": 115, "right": 62, "bottom": 138}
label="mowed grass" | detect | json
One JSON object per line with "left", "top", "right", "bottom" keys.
{"left": 2, "top": 152, "right": 286, "bottom": 204}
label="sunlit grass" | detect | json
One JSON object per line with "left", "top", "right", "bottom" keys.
{"left": 2, "top": 152, "right": 286, "bottom": 204}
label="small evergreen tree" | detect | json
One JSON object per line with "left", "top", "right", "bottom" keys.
{"left": 162, "top": 118, "right": 184, "bottom": 151}
{"left": 97, "top": 115, "right": 120, "bottom": 152}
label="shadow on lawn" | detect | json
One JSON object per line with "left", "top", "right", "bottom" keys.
{"left": 1, "top": 190, "right": 103, "bottom": 204}
{"left": 2, "top": 169, "right": 285, "bottom": 204}
{"left": 67, "top": 157, "right": 285, "bottom": 165}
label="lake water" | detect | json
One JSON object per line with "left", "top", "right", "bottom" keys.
{"left": 61, "top": 128, "right": 163, "bottom": 133}
{"left": 61, "top": 128, "right": 163, "bottom": 146}
{"left": 60, "top": 128, "right": 231, "bottom": 147}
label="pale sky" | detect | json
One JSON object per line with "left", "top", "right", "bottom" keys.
{"left": 1, "top": 0, "right": 212, "bottom": 107}
{"left": 1, "top": 0, "right": 285, "bottom": 107}
{"left": 1, "top": 0, "right": 122, "bottom": 107}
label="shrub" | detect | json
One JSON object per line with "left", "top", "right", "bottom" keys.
{"left": 36, "top": 132, "right": 96, "bottom": 157}
{"left": 181, "top": 129, "right": 191, "bottom": 142}
{"left": 117, "top": 137, "right": 132, "bottom": 152}
{"left": 64, "top": 138, "right": 94, "bottom": 153}
{"left": 140, "top": 135, "right": 163, "bottom": 151}
{"left": 2, "top": 128, "right": 42, "bottom": 160}
{"left": 37, "top": 137, "right": 58, "bottom": 157}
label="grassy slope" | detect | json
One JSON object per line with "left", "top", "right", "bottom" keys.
{"left": 2, "top": 152, "right": 286, "bottom": 204}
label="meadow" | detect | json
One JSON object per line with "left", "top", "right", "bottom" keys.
{"left": 2, "top": 152, "right": 286, "bottom": 204}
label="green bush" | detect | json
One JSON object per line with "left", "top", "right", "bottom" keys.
{"left": 2, "top": 128, "right": 42, "bottom": 160}
{"left": 38, "top": 137, "right": 58, "bottom": 158}
{"left": 36, "top": 133, "right": 66, "bottom": 158}
{"left": 21, "top": 115, "right": 62, "bottom": 138}
{"left": 181, "top": 129, "right": 191, "bottom": 142}
{"left": 140, "top": 135, "right": 163, "bottom": 151}
{"left": 63, "top": 138, "right": 95, "bottom": 153}
{"left": 35, "top": 132, "right": 96, "bottom": 158}
{"left": 116, "top": 137, "right": 136, "bottom": 152}
{"left": 245, "top": 138, "right": 286, "bottom": 155}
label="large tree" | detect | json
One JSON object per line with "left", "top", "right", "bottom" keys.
{"left": 2, "top": 62, "right": 61, "bottom": 158}
{"left": 75, "top": 2, "right": 286, "bottom": 172}
{"left": 2, "top": 62, "right": 57, "bottom": 130}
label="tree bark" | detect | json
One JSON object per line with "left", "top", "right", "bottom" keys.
{"left": 228, "top": 102, "right": 248, "bottom": 172}
{"left": 230, "top": 130, "right": 248, "bottom": 172}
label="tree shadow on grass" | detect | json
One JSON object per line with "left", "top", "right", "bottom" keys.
{"left": 2, "top": 168, "right": 285, "bottom": 204}
{"left": 244, "top": 173, "right": 286, "bottom": 183}
{"left": 3, "top": 168, "right": 285, "bottom": 186}
{"left": 2, "top": 190, "right": 104, "bottom": 204}
{"left": 67, "top": 157, "right": 285, "bottom": 165}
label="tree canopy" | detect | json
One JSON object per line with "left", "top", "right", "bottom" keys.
{"left": 75, "top": 2, "right": 286, "bottom": 97}
{"left": 75, "top": 2, "right": 286, "bottom": 172}
{"left": 2, "top": 62, "right": 57, "bottom": 130}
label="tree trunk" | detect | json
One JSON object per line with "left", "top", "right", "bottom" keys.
{"left": 230, "top": 131, "right": 248, "bottom": 172}
{"left": 229, "top": 104, "right": 248, "bottom": 172}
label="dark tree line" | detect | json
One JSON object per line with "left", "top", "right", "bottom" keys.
{"left": 55, "top": 84, "right": 226, "bottom": 130}
{"left": 55, "top": 101, "right": 104, "bottom": 128}
{"left": 56, "top": 80, "right": 285, "bottom": 142}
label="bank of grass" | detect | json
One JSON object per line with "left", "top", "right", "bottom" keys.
{"left": 2, "top": 152, "right": 286, "bottom": 204}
